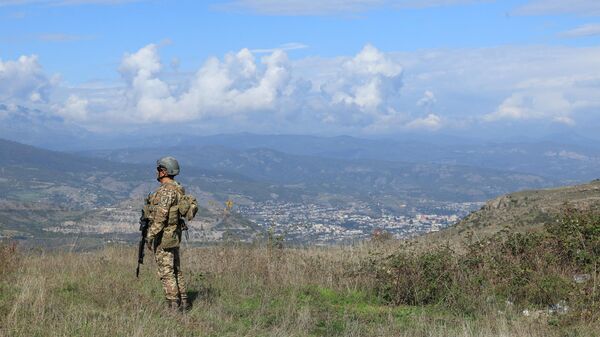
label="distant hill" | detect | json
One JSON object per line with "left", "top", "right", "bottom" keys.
{"left": 0, "top": 137, "right": 147, "bottom": 207}
{"left": 0, "top": 104, "right": 93, "bottom": 150}
{"left": 0, "top": 138, "right": 259, "bottom": 241}
{"left": 4, "top": 119, "right": 600, "bottom": 182}
{"left": 81, "top": 144, "right": 557, "bottom": 203}
{"left": 80, "top": 133, "right": 600, "bottom": 182}
{"left": 0, "top": 137, "right": 146, "bottom": 239}
{"left": 431, "top": 179, "right": 600, "bottom": 243}
{"left": 3, "top": 136, "right": 597, "bottom": 245}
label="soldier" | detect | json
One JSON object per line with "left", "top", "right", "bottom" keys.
{"left": 145, "top": 156, "right": 189, "bottom": 311}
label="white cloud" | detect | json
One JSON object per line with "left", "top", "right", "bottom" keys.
{"left": 108, "top": 44, "right": 294, "bottom": 123}
{"left": 559, "top": 23, "right": 600, "bottom": 38}
{"left": 406, "top": 114, "right": 442, "bottom": 130}
{"left": 119, "top": 44, "right": 162, "bottom": 81}
{"left": 180, "top": 48, "right": 291, "bottom": 117}
{"left": 0, "top": 55, "right": 55, "bottom": 103}
{"left": 53, "top": 94, "right": 89, "bottom": 121}
{"left": 515, "top": 0, "right": 600, "bottom": 16}
{"left": 8, "top": 43, "right": 600, "bottom": 136}
{"left": 217, "top": 0, "right": 486, "bottom": 15}
{"left": 416, "top": 90, "right": 436, "bottom": 109}
{"left": 483, "top": 91, "right": 575, "bottom": 125}
{"left": 345, "top": 44, "right": 402, "bottom": 77}
{"left": 393, "top": 45, "right": 600, "bottom": 130}
{"left": 328, "top": 44, "right": 403, "bottom": 111}
{"left": 91, "top": 42, "right": 406, "bottom": 131}
{"left": 250, "top": 42, "right": 308, "bottom": 54}
{"left": 553, "top": 116, "right": 575, "bottom": 126}
{"left": 116, "top": 44, "right": 174, "bottom": 122}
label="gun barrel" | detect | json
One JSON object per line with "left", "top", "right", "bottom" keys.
{"left": 136, "top": 210, "right": 150, "bottom": 278}
{"left": 136, "top": 239, "right": 144, "bottom": 278}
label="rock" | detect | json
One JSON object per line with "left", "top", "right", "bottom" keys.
{"left": 549, "top": 301, "right": 569, "bottom": 315}
{"left": 573, "top": 274, "right": 591, "bottom": 284}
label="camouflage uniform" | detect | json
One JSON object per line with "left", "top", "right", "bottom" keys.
{"left": 145, "top": 181, "right": 187, "bottom": 304}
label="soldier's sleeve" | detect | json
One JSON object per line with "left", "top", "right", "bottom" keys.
{"left": 146, "top": 189, "right": 176, "bottom": 243}
{"left": 140, "top": 193, "right": 151, "bottom": 221}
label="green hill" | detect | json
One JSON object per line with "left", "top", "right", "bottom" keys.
{"left": 428, "top": 179, "right": 600, "bottom": 244}
{"left": 0, "top": 138, "right": 258, "bottom": 243}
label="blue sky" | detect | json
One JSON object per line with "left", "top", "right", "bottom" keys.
{"left": 2, "top": 0, "right": 598, "bottom": 82}
{"left": 1, "top": 0, "right": 600, "bottom": 139}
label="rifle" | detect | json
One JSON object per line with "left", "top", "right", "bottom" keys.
{"left": 136, "top": 210, "right": 150, "bottom": 278}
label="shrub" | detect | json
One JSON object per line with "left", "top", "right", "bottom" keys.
{"left": 373, "top": 208, "right": 600, "bottom": 324}
{"left": 545, "top": 207, "right": 600, "bottom": 268}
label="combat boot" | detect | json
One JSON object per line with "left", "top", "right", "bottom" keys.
{"left": 180, "top": 298, "right": 190, "bottom": 312}
{"left": 166, "top": 299, "right": 179, "bottom": 311}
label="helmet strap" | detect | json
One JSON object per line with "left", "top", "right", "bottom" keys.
{"left": 156, "top": 167, "right": 167, "bottom": 182}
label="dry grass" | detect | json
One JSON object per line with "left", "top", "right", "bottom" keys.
{"left": 0, "top": 241, "right": 596, "bottom": 337}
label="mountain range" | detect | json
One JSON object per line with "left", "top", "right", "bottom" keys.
{"left": 3, "top": 104, "right": 600, "bottom": 183}
{"left": 1, "top": 131, "right": 599, "bottom": 246}
{"left": 79, "top": 133, "right": 600, "bottom": 183}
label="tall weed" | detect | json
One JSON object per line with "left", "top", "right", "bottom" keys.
{"left": 373, "top": 208, "right": 600, "bottom": 324}
{"left": 0, "top": 240, "right": 19, "bottom": 280}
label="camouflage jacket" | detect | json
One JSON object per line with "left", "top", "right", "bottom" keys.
{"left": 144, "top": 181, "right": 185, "bottom": 249}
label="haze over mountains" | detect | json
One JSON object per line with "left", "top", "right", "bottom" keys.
{"left": 0, "top": 138, "right": 257, "bottom": 243}
{"left": 79, "top": 132, "right": 600, "bottom": 183}
{"left": 5, "top": 103, "right": 600, "bottom": 187}
{"left": 1, "top": 129, "right": 600, "bottom": 246}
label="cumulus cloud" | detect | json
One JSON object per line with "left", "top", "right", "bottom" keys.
{"left": 217, "top": 0, "right": 486, "bottom": 15}
{"left": 416, "top": 90, "right": 436, "bottom": 109}
{"left": 183, "top": 48, "right": 291, "bottom": 115}
{"left": 405, "top": 114, "right": 442, "bottom": 130}
{"left": 392, "top": 45, "right": 600, "bottom": 132}
{"left": 53, "top": 94, "right": 89, "bottom": 121}
{"left": 326, "top": 44, "right": 403, "bottom": 112}
{"left": 483, "top": 91, "right": 575, "bottom": 126}
{"left": 88, "top": 42, "right": 406, "bottom": 132}
{"left": 117, "top": 43, "right": 175, "bottom": 122}
{"left": 110, "top": 44, "right": 293, "bottom": 123}
{"left": 0, "top": 55, "right": 55, "bottom": 103}
{"left": 8, "top": 43, "right": 600, "bottom": 136}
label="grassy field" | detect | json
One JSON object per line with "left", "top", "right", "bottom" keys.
{"left": 1, "top": 236, "right": 598, "bottom": 337}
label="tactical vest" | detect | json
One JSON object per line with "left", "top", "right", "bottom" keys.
{"left": 149, "top": 181, "right": 185, "bottom": 249}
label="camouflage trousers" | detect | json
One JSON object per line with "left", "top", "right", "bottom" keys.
{"left": 154, "top": 247, "right": 187, "bottom": 302}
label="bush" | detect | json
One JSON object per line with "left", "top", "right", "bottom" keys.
{"left": 373, "top": 208, "right": 600, "bottom": 324}
{"left": 545, "top": 207, "right": 600, "bottom": 268}
{"left": 377, "top": 246, "right": 453, "bottom": 305}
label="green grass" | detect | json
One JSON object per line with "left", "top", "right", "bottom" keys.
{"left": 1, "top": 242, "right": 596, "bottom": 337}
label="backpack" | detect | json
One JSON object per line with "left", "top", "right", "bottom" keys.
{"left": 178, "top": 194, "right": 198, "bottom": 222}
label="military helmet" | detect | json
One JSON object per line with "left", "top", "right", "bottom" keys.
{"left": 156, "top": 156, "right": 180, "bottom": 176}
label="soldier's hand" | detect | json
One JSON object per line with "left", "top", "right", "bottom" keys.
{"left": 146, "top": 239, "right": 153, "bottom": 251}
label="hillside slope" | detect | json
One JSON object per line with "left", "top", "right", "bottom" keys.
{"left": 82, "top": 144, "right": 558, "bottom": 202}
{"left": 0, "top": 138, "right": 258, "bottom": 242}
{"left": 432, "top": 179, "right": 600, "bottom": 242}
